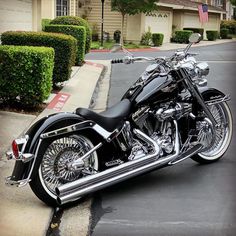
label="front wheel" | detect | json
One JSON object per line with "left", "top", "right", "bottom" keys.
{"left": 191, "top": 102, "right": 233, "bottom": 164}
{"left": 30, "top": 134, "right": 99, "bottom": 206}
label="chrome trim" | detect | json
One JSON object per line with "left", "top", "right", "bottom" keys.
{"left": 40, "top": 120, "right": 118, "bottom": 141}
{"left": 6, "top": 139, "right": 43, "bottom": 187}
{"left": 6, "top": 135, "right": 33, "bottom": 162}
{"left": 71, "top": 142, "right": 103, "bottom": 169}
{"left": 56, "top": 121, "right": 180, "bottom": 205}
{"left": 205, "top": 94, "right": 231, "bottom": 106}
{"left": 5, "top": 176, "right": 31, "bottom": 187}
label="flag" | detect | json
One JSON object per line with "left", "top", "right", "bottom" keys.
{"left": 198, "top": 4, "right": 208, "bottom": 23}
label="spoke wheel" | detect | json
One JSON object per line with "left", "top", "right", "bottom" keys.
{"left": 30, "top": 135, "right": 98, "bottom": 206}
{"left": 192, "top": 102, "right": 233, "bottom": 163}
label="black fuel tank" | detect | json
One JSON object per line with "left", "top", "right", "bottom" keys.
{"left": 134, "top": 75, "right": 178, "bottom": 106}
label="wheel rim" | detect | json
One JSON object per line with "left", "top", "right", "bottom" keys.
{"left": 198, "top": 102, "right": 232, "bottom": 160}
{"left": 39, "top": 136, "right": 98, "bottom": 198}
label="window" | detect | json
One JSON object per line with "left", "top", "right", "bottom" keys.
{"left": 212, "top": 0, "right": 223, "bottom": 7}
{"left": 56, "top": 0, "right": 70, "bottom": 16}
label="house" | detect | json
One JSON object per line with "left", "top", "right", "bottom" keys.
{"left": 0, "top": 0, "right": 232, "bottom": 42}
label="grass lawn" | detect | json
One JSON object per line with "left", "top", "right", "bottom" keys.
{"left": 91, "top": 41, "right": 151, "bottom": 50}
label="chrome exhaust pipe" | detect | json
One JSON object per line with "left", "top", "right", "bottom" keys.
{"left": 57, "top": 121, "right": 180, "bottom": 205}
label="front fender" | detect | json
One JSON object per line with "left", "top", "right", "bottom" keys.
{"left": 198, "top": 87, "right": 228, "bottom": 102}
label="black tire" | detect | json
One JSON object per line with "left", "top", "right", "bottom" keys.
{"left": 30, "top": 134, "right": 99, "bottom": 207}
{"left": 191, "top": 102, "right": 233, "bottom": 164}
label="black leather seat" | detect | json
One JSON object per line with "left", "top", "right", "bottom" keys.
{"left": 76, "top": 99, "right": 132, "bottom": 132}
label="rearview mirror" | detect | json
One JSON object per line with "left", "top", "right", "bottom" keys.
{"left": 189, "top": 33, "right": 202, "bottom": 43}
{"left": 110, "top": 44, "right": 122, "bottom": 53}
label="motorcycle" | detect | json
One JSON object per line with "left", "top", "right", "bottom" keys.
{"left": 6, "top": 33, "right": 232, "bottom": 206}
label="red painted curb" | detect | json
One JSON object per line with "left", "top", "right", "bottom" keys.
{"left": 90, "top": 47, "right": 160, "bottom": 53}
{"left": 85, "top": 61, "right": 104, "bottom": 69}
{"left": 47, "top": 93, "right": 70, "bottom": 111}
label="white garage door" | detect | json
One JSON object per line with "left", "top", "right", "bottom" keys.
{"left": 145, "top": 11, "right": 172, "bottom": 43}
{"left": 0, "top": 0, "right": 32, "bottom": 34}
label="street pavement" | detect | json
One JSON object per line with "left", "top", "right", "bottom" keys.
{"left": 88, "top": 42, "right": 236, "bottom": 236}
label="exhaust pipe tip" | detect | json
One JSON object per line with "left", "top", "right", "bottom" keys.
{"left": 55, "top": 187, "right": 60, "bottom": 196}
{"left": 57, "top": 197, "right": 62, "bottom": 206}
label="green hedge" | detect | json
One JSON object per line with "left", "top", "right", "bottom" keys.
{"left": 183, "top": 27, "right": 204, "bottom": 40}
{"left": 1, "top": 31, "right": 77, "bottom": 84}
{"left": 206, "top": 30, "right": 218, "bottom": 41}
{"left": 45, "top": 24, "right": 86, "bottom": 65}
{"left": 152, "top": 33, "right": 164, "bottom": 46}
{"left": 221, "top": 20, "right": 236, "bottom": 34}
{"left": 220, "top": 28, "right": 229, "bottom": 39}
{"left": 50, "top": 16, "right": 91, "bottom": 54}
{"left": 172, "top": 30, "right": 193, "bottom": 44}
{"left": 0, "top": 45, "right": 54, "bottom": 106}
{"left": 42, "top": 18, "right": 52, "bottom": 31}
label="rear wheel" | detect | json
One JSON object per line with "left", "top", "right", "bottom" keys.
{"left": 30, "top": 134, "right": 99, "bottom": 206}
{"left": 191, "top": 102, "right": 233, "bottom": 164}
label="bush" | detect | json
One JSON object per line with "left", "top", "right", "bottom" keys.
{"left": 206, "top": 30, "right": 218, "bottom": 41}
{"left": 172, "top": 30, "right": 193, "bottom": 44}
{"left": 50, "top": 16, "right": 91, "bottom": 54}
{"left": 141, "top": 27, "right": 152, "bottom": 46}
{"left": 45, "top": 24, "right": 86, "bottom": 65}
{"left": 221, "top": 20, "right": 236, "bottom": 34}
{"left": 0, "top": 45, "right": 54, "bottom": 106}
{"left": 183, "top": 28, "right": 204, "bottom": 40}
{"left": 42, "top": 18, "right": 52, "bottom": 31}
{"left": 220, "top": 28, "right": 229, "bottom": 39}
{"left": 1, "top": 31, "right": 77, "bottom": 84}
{"left": 152, "top": 33, "right": 164, "bottom": 46}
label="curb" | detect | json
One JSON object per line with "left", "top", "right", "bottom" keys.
{"left": 90, "top": 39, "right": 236, "bottom": 53}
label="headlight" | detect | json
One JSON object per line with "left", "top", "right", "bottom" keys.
{"left": 195, "top": 62, "right": 209, "bottom": 77}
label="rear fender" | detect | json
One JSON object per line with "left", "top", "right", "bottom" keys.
{"left": 9, "top": 112, "right": 104, "bottom": 183}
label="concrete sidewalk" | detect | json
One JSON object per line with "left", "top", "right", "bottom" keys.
{"left": 0, "top": 60, "right": 110, "bottom": 236}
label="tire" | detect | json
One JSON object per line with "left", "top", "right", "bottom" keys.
{"left": 191, "top": 102, "right": 233, "bottom": 164}
{"left": 30, "top": 134, "right": 99, "bottom": 207}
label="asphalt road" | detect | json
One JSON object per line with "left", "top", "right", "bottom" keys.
{"left": 87, "top": 42, "right": 236, "bottom": 236}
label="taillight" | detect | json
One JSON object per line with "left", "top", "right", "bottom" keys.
{"left": 12, "top": 140, "right": 20, "bottom": 159}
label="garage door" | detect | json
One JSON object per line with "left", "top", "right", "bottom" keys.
{"left": 183, "top": 12, "right": 219, "bottom": 39}
{"left": 145, "top": 11, "right": 172, "bottom": 43}
{"left": 0, "top": 0, "right": 32, "bottom": 34}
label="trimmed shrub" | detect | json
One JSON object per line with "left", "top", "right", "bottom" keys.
{"left": 0, "top": 45, "right": 54, "bottom": 106}
{"left": 152, "top": 33, "right": 164, "bottom": 46}
{"left": 172, "top": 30, "right": 193, "bottom": 44}
{"left": 1, "top": 31, "right": 77, "bottom": 84}
{"left": 45, "top": 24, "right": 86, "bottom": 65}
{"left": 220, "top": 28, "right": 229, "bottom": 39}
{"left": 183, "top": 27, "right": 204, "bottom": 40}
{"left": 50, "top": 16, "right": 91, "bottom": 54}
{"left": 141, "top": 27, "right": 152, "bottom": 46}
{"left": 206, "top": 30, "right": 218, "bottom": 41}
{"left": 42, "top": 18, "right": 52, "bottom": 31}
{"left": 221, "top": 20, "right": 236, "bottom": 34}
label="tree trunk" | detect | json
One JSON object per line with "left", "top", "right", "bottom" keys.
{"left": 120, "top": 13, "right": 125, "bottom": 47}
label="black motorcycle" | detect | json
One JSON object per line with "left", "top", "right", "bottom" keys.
{"left": 6, "top": 33, "right": 233, "bottom": 206}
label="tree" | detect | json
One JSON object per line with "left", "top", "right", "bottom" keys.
{"left": 230, "top": 0, "right": 236, "bottom": 6}
{"left": 111, "top": 0, "right": 159, "bottom": 46}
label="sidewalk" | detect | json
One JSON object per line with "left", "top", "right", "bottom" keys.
{"left": 90, "top": 39, "right": 236, "bottom": 53}
{"left": 0, "top": 60, "right": 110, "bottom": 236}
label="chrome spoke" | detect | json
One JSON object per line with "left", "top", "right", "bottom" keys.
{"left": 40, "top": 136, "right": 98, "bottom": 195}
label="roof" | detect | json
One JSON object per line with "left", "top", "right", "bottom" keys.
{"left": 158, "top": 0, "right": 225, "bottom": 13}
